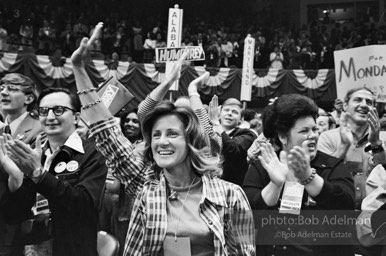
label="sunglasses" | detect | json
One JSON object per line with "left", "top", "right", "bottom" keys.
{"left": 37, "top": 106, "right": 76, "bottom": 116}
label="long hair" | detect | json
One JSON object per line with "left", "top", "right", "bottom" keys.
{"left": 141, "top": 101, "right": 222, "bottom": 177}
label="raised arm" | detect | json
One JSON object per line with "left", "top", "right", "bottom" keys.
{"left": 188, "top": 73, "right": 223, "bottom": 153}
{"left": 137, "top": 50, "right": 189, "bottom": 121}
{"left": 71, "top": 22, "right": 111, "bottom": 124}
{"left": 71, "top": 22, "right": 150, "bottom": 196}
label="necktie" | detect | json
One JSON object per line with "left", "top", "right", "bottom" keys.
{"left": 3, "top": 125, "right": 11, "bottom": 135}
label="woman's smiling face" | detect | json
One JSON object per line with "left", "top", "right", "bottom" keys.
{"left": 151, "top": 114, "right": 189, "bottom": 173}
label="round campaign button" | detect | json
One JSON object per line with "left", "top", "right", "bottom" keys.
{"left": 66, "top": 160, "right": 79, "bottom": 172}
{"left": 54, "top": 162, "right": 67, "bottom": 173}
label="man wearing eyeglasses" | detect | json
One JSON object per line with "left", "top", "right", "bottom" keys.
{"left": 0, "top": 73, "right": 41, "bottom": 144}
{"left": 0, "top": 73, "right": 42, "bottom": 256}
{"left": 0, "top": 88, "right": 107, "bottom": 256}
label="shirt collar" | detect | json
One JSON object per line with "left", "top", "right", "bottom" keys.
{"left": 5, "top": 112, "right": 28, "bottom": 132}
{"left": 159, "top": 172, "right": 228, "bottom": 207}
{"left": 200, "top": 175, "right": 228, "bottom": 207}
{"left": 42, "top": 131, "right": 85, "bottom": 154}
{"left": 225, "top": 128, "right": 236, "bottom": 135}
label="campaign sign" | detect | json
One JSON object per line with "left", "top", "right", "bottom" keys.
{"left": 166, "top": 5, "right": 183, "bottom": 91}
{"left": 97, "top": 77, "right": 134, "bottom": 115}
{"left": 155, "top": 46, "right": 205, "bottom": 63}
{"left": 334, "top": 45, "right": 386, "bottom": 102}
{"left": 241, "top": 34, "right": 255, "bottom": 102}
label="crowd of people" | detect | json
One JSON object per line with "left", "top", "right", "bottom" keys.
{"left": 2, "top": 11, "right": 386, "bottom": 256}
{"left": 1, "top": 0, "right": 386, "bottom": 69}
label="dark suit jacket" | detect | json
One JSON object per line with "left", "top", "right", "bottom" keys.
{"left": 221, "top": 127, "right": 257, "bottom": 186}
{"left": 0, "top": 113, "right": 42, "bottom": 252}
{"left": 2, "top": 138, "right": 107, "bottom": 256}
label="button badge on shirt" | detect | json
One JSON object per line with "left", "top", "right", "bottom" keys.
{"left": 66, "top": 160, "right": 79, "bottom": 172}
{"left": 54, "top": 162, "right": 67, "bottom": 173}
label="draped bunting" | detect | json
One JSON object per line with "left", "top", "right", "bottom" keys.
{"left": 0, "top": 52, "right": 337, "bottom": 111}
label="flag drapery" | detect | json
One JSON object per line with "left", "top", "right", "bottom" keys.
{"left": 0, "top": 52, "right": 337, "bottom": 111}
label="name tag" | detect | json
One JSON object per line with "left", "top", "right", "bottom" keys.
{"left": 32, "top": 193, "right": 50, "bottom": 216}
{"left": 279, "top": 181, "right": 304, "bottom": 215}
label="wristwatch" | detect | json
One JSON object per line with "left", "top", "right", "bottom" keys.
{"left": 364, "top": 144, "right": 385, "bottom": 154}
{"left": 28, "top": 167, "right": 43, "bottom": 179}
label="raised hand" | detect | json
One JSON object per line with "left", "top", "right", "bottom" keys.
{"left": 6, "top": 134, "right": 43, "bottom": 176}
{"left": 166, "top": 49, "right": 190, "bottom": 83}
{"left": 208, "top": 95, "right": 220, "bottom": 126}
{"left": 188, "top": 71, "right": 210, "bottom": 95}
{"left": 287, "top": 140, "right": 312, "bottom": 181}
{"left": 71, "top": 22, "right": 104, "bottom": 66}
{"left": 258, "top": 143, "right": 288, "bottom": 187}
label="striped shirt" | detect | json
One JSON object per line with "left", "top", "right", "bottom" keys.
{"left": 89, "top": 118, "right": 256, "bottom": 256}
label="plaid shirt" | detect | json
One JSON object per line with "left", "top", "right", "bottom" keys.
{"left": 89, "top": 118, "right": 256, "bottom": 256}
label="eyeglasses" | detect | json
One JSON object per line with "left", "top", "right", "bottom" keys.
{"left": 37, "top": 106, "right": 76, "bottom": 116}
{"left": 0, "top": 82, "right": 25, "bottom": 93}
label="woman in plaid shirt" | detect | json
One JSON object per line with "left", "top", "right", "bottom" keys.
{"left": 72, "top": 22, "right": 255, "bottom": 256}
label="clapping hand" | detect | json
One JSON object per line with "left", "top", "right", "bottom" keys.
{"left": 259, "top": 143, "right": 288, "bottom": 187}
{"left": 368, "top": 107, "right": 382, "bottom": 146}
{"left": 339, "top": 112, "right": 354, "bottom": 146}
{"left": 0, "top": 134, "right": 22, "bottom": 178}
{"left": 5, "top": 134, "right": 43, "bottom": 176}
{"left": 287, "top": 140, "right": 312, "bottom": 181}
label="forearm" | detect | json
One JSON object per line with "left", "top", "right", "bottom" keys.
{"left": 8, "top": 174, "right": 23, "bottom": 193}
{"left": 261, "top": 181, "right": 283, "bottom": 207}
{"left": 137, "top": 95, "right": 159, "bottom": 122}
{"left": 89, "top": 118, "right": 149, "bottom": 197}
{"left": 73, "top": 66, "right": 111, "bottom": 124}
{"left": 148, "top": 78, "right": 174, "bottom": 101}
{"left": 189, "top": 95, "right": 203, "bottom": 110}
{"left": 304, "top": 175, "right": 324, "bottom": 197}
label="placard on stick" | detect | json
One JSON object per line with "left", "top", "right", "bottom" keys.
{"left": 155, "top": 46, "right": 205, "bottom": 63}
{"left": 240, "top": 34, "right": 255, "bottom": 102}
{"left": 165, "top": 4, "right": 183, "bottom": 91}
